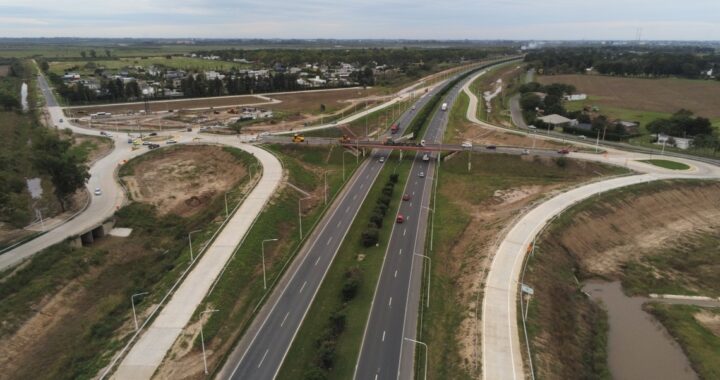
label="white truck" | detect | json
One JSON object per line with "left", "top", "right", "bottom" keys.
{"left": 422, "top": 154, "right": 430, "bottom": 161}
{"left": 441, "top": 102, "right": 448, "bottom": 111}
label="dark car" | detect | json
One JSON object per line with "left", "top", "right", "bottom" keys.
{"left": 486, "top": 145, "right": 496, "bottom": 150}
{"left": 149, "top": 132, "right": 158, "bottom": 136}
{"left": 402, "top": 194, "right": 411, "bottom": 201}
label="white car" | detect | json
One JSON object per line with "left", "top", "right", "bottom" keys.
{"left": 528, "top": 125, "right": 536, "bottom": 130}
{"left": 418, "top": 171, "right": 425, "bottom": 178}
{"left": 379, "top": 156, "right": 385, "bottom": 163}
{"left": 259, "top": 132, "right": 270, "bottom": 137}
{"left": 166, "top": 139, "right": 177, "bottom": 144}
{"left": 412, "top": 105, "right": 416, "bottom": 110}
{"left": 94, "top": 187, "right": 102, "bottom": 196}
{"left": 461, "top": 141, "right": 472, "bottom": 148}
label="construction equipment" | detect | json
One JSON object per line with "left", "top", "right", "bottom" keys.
{"left": 340, "top": 135, "right": 352, "bottom": 143}
{"left": 292, "top": 133, "right": 305, "bottom": 143}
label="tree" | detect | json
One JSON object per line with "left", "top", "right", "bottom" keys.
{"left": 39, "top": 60, "right": 50, "bottom": 72}
{"left": 89, "top": 49, "right": 97, "bottom": 58}
{"left": 80, "top": 51, "right": 86, "bottom": 58}
{"left": 0, "top": 92, "right": 20, "bottom": 110}
{"left": 519, "top": 93, "right": 542, "bottom": 112}
{"left": 33, "top": 133, "right": 90, "bottom": 211}
{"left": 105, "top": 49, "right": 111, "bottom": 58}
{"left": 361, "top": 228, "right": 379, "bottom": 247}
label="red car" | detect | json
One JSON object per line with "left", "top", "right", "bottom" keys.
{"left": 558, "top": 149, "right": 570, "bottom": 155}
{"left": 402, "top": 194, "right": 411, "bottom": 201}
{"left": 396, "top": 214, "right": 405, "bottom": 223}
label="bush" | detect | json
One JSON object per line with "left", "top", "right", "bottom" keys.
{"left": 389, "top": 173, "right": 399, "bottom": 183}
{"left": 361, "top": 228, "right": 379, "bottom": 247}
{"left": 303, "top": 367, "right": 328, "bottom": 380}
{"left": 316, "top": 339, "right": 336, "bottom": 370}
{"left": 329, "top": 311, "right": 347, "bottom": 335}
{"left": 341, "top": 268, "right": 363, "bottom": 301}
{"left": 378, "top": 194, "right": 391, "bottom": 207}
{"left": 369, "top": 212, "right": 384, "bottom": 228}
{"left": 556, "top": 156, "right": 568, "bottom": 168}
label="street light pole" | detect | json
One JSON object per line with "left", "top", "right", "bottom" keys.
{"left": 403, "top": 337, "right": 428, "bottom": 380}
{"left": 188, "top": 229, "right": 202, "bottom": 262}
{"left": 131, "top": 292, "right": 149, "bottom": 331}
{"left": 199, "top": 308, "right": 219, "bottom": 375}
{"left": 413, "top": 252, "right": 432, "bottom": 307}
{"left": 224, "top": 192, "right": 229, "bottom": 218}
{"left": 261, "top": 238, "right": 278, "bottom": 290}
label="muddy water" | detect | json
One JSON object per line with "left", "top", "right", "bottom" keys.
{"left": 583, "top": 280, "right": 697, "bottom": 380}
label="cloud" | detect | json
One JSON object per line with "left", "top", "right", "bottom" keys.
{"left": 0, "top": 16, "right": 49, "bottom": 25}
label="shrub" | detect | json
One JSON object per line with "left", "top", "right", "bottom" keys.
{"left": 369, "top": 212, "right": 383, "bottom": 228}
{"left": 389, "top": 173, "right": 399, "bottom": 183}
{"left": 361, "top": 228, "right": 379, "bottom": 247}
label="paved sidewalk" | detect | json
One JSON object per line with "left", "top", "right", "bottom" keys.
{"left": 113, "top": 143, "right": 282, "bottom": 379}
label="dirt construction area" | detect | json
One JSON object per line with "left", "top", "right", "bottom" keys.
{"left": 121, "top": 145, "right": 247, "bottom": 217}
{"left": 537, "top": 74, "right": 720, "bottom": 118}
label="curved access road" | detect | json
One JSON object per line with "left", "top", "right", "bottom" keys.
{"left": 461, "top": 71, "right": 720, "bottom": 380}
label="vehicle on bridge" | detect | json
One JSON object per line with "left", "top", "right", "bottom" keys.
{"left": 292, "top": 133, "right": 305, "bottom": 143}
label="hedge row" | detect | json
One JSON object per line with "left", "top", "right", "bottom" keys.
{"left": 360, "top": 173, "right": 399, "bottom": 247}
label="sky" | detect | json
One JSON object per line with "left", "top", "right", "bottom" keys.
{"left": 0, "top": 0, "right": 719, "bottom": 40}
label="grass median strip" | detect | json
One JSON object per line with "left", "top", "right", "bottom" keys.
{"left": 277, "top": 151, "right": 413, "bottom": 380}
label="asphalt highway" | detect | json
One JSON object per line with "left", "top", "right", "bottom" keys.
{"left": 354, "top": 64, "right": 491, "bottom": 380}
{"left": 217, "top": 76, "right": 444, "bottom": 380}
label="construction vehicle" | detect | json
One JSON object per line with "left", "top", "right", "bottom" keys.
{"left": 340, "top": 135, "right": 352, "bottom": 143}
{"left": 228, "top": 108, "right": 238, "bottom": 114}
{"left": 292, "top": 133, "right": 305, "bottom": 143}
{"left": 390, "top": 123, "right": 399, "bottom": 134}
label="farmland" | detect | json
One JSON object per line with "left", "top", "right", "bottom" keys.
{"left": 536, "top": 74, "right": 720, "bottom": 120}
{"left": 48, "top": 56, "right": 252, "bottom": 77}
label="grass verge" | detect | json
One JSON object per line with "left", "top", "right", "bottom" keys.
{"left": 277, "top": 151, "right": 413, "bottom": 380}
{"left": 418, "top": 152, "right": 623, "bottom": 380}
{"left": 645, "top": 304, "right": 720, "bottom": 380}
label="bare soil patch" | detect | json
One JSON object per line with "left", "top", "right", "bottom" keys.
{"left": 694, "top": 310, "right": 720, "bottom": 338}
{"left": 537, "top": 74, "right": 720, "bottom": 118}
{"left": 121, "top": 145, "right": 247, "bottom": 217}
{"left": 268, "top": 87, "right": 378, "bottom": 114}
{"left": 66, "top": 94, "right": 264, "bottom": 115}
{"left": 0, "top": 65, "right": 9, "bottom": 77}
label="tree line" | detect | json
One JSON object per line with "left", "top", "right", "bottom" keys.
{"left": 525, "top": 47, "right": 720, "bottom": 79}
{"left": 1, "top": 59, "right": 89, "bottom": 227}
{"left": 192, "top": 47, "right": 494, "bottom": 68}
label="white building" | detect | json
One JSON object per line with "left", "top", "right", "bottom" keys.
{"left": 564, "top": 94, "right": 588, "bottom": 101}
{"left": 656, "top": 134, "right": 693, "bottom": 150}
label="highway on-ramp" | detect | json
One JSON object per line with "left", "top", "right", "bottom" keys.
{"left": 460, "top": 67, "right": 720, "bottom": 380}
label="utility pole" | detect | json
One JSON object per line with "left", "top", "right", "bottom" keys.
{"left": 199, "top": 309, "right": 219, "bottom": 375}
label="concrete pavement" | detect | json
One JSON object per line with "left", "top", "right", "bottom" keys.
{"left": 461, "top": 67, "right": 720, "bottom": 380}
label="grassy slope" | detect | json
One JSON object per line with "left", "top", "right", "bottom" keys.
{"left": 278, "top": 152, "right": 413, "bottom": 380}
{"left": 0, "top": 145, "right": 258, "bottom": 379}
{"left": 525, "top": 179, "right": 720, "bottom": 379}
{"left": 646, "top": 304, "right": 720, "bottom": 380}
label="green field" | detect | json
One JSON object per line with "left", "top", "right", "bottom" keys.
{"left": 639, "top": 159, "right": 691, "bottom": 170}
{"left": 278, "top": 151, "right": 412, "bottom": 380}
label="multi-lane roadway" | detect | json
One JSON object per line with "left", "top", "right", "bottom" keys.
{"left": 217, "top": 75, "right": 446, "bottom": 380}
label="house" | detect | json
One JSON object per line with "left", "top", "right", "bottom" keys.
{"left": 656, "top": 134, "right": 693, "bottom": 150}
{"left": 166, "top": 70, "right": 186, "bottom": 80}
{"left": 538, "top": 114, "right": 574, "bottom": 128}
{"left": 616, "top": 120, "right": 639, "bottom": 134}
{"left": 307, "top": 75, "right": 327, "bottom": 87}
{"left": 205, "top": 71, "right": 225, "bottom": 80}
{"left": 62, "top": 73, "right": 81, "bottom": 81}
{"left": 574, "top": 123, "right": 593, "bottom": 132}
{"left": 564, "top": 94, "right": 588, "bottom": 101}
